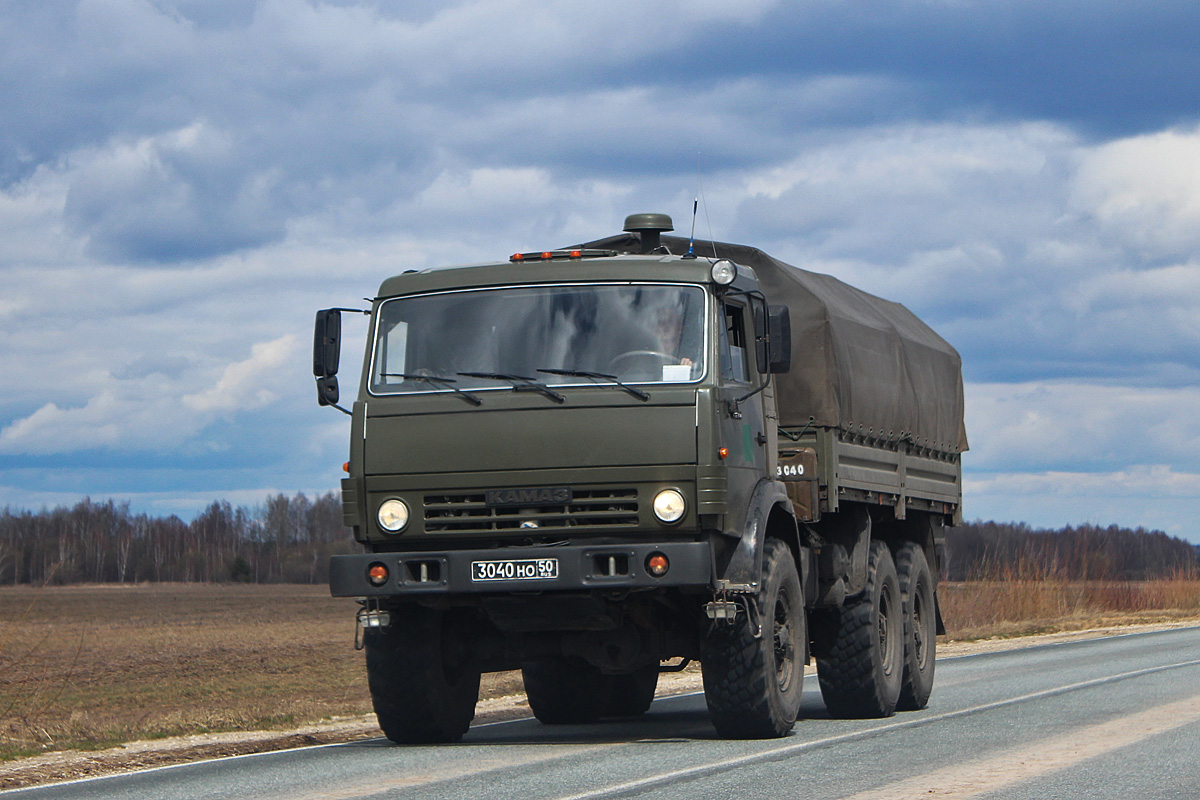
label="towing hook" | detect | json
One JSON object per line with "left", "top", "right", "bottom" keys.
{"left": 704, "top": 593, "right": 763, "bottom": 639}
{"left": 354, "top": 603, "right": 392, "bottom": 650}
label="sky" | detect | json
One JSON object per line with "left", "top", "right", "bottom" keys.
{"left": 2, "top": 1, "right": 1200, "bottom": 542}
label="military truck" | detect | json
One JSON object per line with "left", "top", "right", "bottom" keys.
{"left": 314, "top": 213, "right": 966, "bottom": 743}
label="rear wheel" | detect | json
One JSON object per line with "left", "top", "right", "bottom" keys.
{"left": 605, "top": 664, "right": 659, "bottom": 717}
{"left": 522, "top": 656, "right": 608, "bottom": 724}
{"left": 895, "top": 542, "right": 936, "bottom": 710}
{"left": 364, "top": 606, "right": 481, "bottom": 744}
{"left": 702, "top": 538, "right": 805, "bottom": 738}
{"left": 816, "top": 540, "right": 903, "bottom": 718}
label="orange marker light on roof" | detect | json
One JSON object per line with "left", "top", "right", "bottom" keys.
{"left": 541, "top": 251, "right": 554, "bottom": 260}
{"left": 343, "top": 461, "right": 350, "bottom": 473}
{"left": 569, "top": 250, "right": 582, "bottom": 258}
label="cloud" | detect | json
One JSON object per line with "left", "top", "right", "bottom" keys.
{"left": 3, "top": 1, "right": 1200, "bottom": 541}
{"left": 965, "top": 381, "right": 1200, "bottom": 473}
{"left": 1070, "top": 125, "right": 1200, "bottom": 257}
{"left": 0, "top": 335, "right": 298, "bottom": 456}
{"left": 63, "top": 122, "right": 286, "bottom": 261}
{"left": 965, "top": 466, "right": 1200, "bottom": 537}
{"left": 183, "top": 335, "right": 296, "bottom": 413}
{"left": 710, "top": 121, "right": 1200, "bottom": 391}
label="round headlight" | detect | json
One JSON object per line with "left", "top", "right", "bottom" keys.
{"left": 652, "top": 489, "right": 686, "bottom": 524}
{"left": 710, "top": 259, "right": 737, "bottom": 286}
{"left": 377, "top": 498, "right": 409, "bottom": 533}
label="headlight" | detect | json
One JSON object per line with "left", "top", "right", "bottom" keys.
{"left": 377, "top": 498, "right": 409, "bottom": 533}
{"left": 652, "top": 489, "right": 686, "bottom": 524}
{"left": 710, "top": 259, "right": 737, "bottom": 286}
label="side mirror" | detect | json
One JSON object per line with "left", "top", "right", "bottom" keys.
{"left": 767, "top": 305, "right": 792, "bottom": 373}
{"left": 313, "top": 309, "right": 342, "bottom": 407}
{"left": 313, "top": 309, "right": 342, "bottom": 378}
{"left": 316, "top": 375, "right": 340, "bottom": 406}
{"left": 753, "top": 299, "right": 770, "bottom": 375}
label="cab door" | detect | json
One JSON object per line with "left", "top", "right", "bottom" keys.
{"left": 715, "top": 298, "right": 769, "bottom": 537}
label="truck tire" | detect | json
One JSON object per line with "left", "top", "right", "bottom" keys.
{"left": 895, "top": 542, "right": 936, "bottom": 710}
{"left": 364, "top": 607, "right": 481, "bottom": 744}
{"left": 522, "top": 657, "right": 608, "bottom": 724}
{"left": 605, "top": 664, "right": 658, "bottom": 717}
{"left": 701, "top": 538, "right": 805, "bottom": 739}
{"left": 816, "top": 540, "right": 903, "bottom": 718}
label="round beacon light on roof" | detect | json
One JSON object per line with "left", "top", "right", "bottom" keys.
{"left": 711, "top": 259, "right": 737, "bottom": 286}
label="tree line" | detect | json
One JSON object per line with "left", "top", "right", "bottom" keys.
{"left": 0, "top": 496, "right": 1196, "bottom": 585}
{"left": 946, "top": 520, "right": 1198, "bottom": 581}
{"left": 0, "top": 494, "right": 356, "bottom": 586}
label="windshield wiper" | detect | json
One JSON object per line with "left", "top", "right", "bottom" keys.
{"left": 537, "top": 368, "right": 650, "bottom": 401}
{"left": 456, "top": 372, "right": 566, "bottom": 404}
{"left": 382, "top": 373, "right": 482, "bottom": 406}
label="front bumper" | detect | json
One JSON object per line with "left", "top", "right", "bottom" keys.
{"left": 329, "top": 540, "right": 713, "bottom": 597}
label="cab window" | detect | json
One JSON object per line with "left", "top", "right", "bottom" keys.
{"left": 719, "top": 303, "right": 749, "bottom": 383}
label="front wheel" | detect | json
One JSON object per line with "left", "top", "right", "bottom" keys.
{"left": 702, "top": 538, "right": 806, "bottom": 738}
{"left": 522, "top": 656, "right": 608, "bottom": 724}
{"left": 815, "top": 540, "right": 903, "bottom": 718}
{"left": 364, "top": 606, "right": 481, "bottom": 744}
{"left": 605, "top": 664, "right": 659, "bottom": 717}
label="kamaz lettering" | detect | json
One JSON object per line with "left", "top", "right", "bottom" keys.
{"left": 485, "top": 487, "right": 572, "bottom": 507}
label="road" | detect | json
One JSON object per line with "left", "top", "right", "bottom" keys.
{"left": 7, "top": 626, "right": 1200, "bottom": 800}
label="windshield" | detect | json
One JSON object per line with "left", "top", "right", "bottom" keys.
{"left": 369, "top": 283, "right": 707, "bottom": 396}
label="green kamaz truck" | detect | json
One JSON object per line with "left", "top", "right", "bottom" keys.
{"left": 314, "top": 213, "right": 966, "bottom": 743}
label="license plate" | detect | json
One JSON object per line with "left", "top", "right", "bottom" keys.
{"left": 471, "top": 558, "right": 559, "bottom": 582}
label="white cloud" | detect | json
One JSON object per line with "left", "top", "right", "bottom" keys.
{"left": 965, "top": 466, "right": 1200, "bottom": 538}
{"left": 1070, "top": 125, "right": 1200, "bottom": 257}
{"left": 62, "top": 121, "right": 287, "bottom": 261}
{"left": 965, "top": 381, "right": 1200, "bottom": 472}
{"left": 0, "top": 335, "right": 298, "bottom": 456}
{"left": 3, "top": 2, "right": 1200, "bottom": 540}
{"left": 183, "top": 335, "right": 296, "bottom": 413}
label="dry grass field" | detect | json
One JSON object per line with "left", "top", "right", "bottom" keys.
{"left": 0, "top": 584, "right": 371, "bottom": 761}
{"left": 2, "top": 578, "right": 1198, "bottom": 766}
{"left": 938, "top": 574, "right": 1200, "bottom": 638}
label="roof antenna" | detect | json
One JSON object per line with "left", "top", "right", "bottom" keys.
{"left": 690, "top": 153, "right": 718, "bottom": 260}
{"left": 684, "top": 198, "right": 698, "bottom": 259}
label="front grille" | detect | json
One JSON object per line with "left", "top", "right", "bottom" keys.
{"left": 423, "top": 488, "right": 639, "bottom": 533}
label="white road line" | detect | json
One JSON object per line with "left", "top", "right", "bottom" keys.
{"left": 840, "top": 692, "right": 1200, "bottom": 799}
{"left": 548, "top": 658, "right": 1200, "bottom": 800}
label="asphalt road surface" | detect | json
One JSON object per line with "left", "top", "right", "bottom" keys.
{"left": 8, "top": 626, "right": 1200, "bottom": 800}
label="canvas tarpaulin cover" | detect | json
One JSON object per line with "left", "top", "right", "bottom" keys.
{"left": 578, "top": 233, "right": 968, "bottom": 455}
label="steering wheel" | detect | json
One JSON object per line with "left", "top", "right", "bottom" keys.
{"left": 608, "top": 350, "right": 675, "bottom": 373}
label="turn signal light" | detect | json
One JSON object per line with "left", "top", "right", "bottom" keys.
{"left": 645, "top": 552, "right": 670, "bottom": 578}
{"left": 718, "top": 447, "right": 729, "bottom": 459}
{"left": 367, "top": 563, "right": 389, "bottom": 586}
